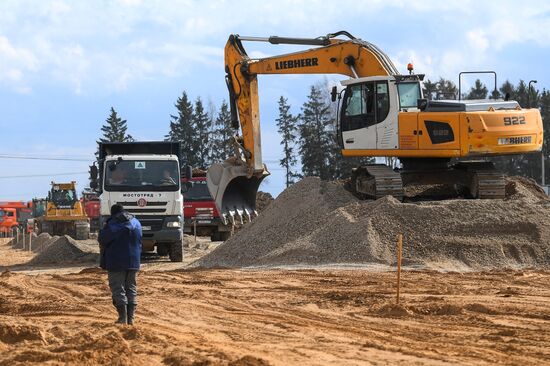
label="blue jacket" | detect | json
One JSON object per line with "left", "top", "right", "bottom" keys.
{"left": 98, "top": 211, "right": 142, "bottom": 271}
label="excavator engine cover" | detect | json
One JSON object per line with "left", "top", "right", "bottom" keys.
{"left": 207, "top": 161, "right": 269, "bottom": 225}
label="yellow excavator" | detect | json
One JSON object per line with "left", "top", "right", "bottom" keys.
{"left": 207, "top": 31, "right": 543, "bottom": 224}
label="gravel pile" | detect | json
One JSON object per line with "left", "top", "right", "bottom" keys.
{"left": 31, "top": 236, "right": 99, "bottom": 265}
{"left": 30, "top": 233, "right": 60, "bottom": 253}
{"left": 196, "top": 176, "right": 550, "bottom": 270}
{"left": 256, "top": 191, "right": 274, "bottom": 212}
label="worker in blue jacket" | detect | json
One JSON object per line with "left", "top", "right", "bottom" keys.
{"left": 98, "top": 204, "right": 142, "bottom": 325}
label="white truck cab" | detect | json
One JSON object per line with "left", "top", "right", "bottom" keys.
{"left": 92, "top": 142, "right": 185, "bottom": 262}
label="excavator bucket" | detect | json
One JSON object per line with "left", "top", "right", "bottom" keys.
{"left": 207, "top": 161, "right": 269, "bottom": 225}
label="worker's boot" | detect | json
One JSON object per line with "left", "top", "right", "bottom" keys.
{"left": 127, "top": 303, "right": 136, "bottom": 326}
{"left": 114, "top": 304, "right": 127, "bottom": 324}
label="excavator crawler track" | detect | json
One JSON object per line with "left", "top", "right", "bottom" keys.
{"left": 352, "top": 165, "right": 404, "bottom": 201}
{"left": 454, "top": 161, "right": 506, "bottom": 199}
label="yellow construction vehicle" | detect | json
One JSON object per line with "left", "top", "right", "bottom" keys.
{"left": 36, "top": 181, "right": 90, "bottom": 240}
{"left": 207, "top": 31, "right": 543, "bottom": 223}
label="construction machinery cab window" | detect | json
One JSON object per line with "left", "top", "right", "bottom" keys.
{"left": 51, "top": 188, "right": 77, "bottom": 208}
{"left": 183, "top": 180, "right": 212, "bottom": 201}
{"left": 342, "top": 81, "right": 390, "bottom": 131}
{"left": 397, "top": 82, "right": 421, "bottom": 109}
{"left": 105, "top": 160, "right": 180, "bottom": 192}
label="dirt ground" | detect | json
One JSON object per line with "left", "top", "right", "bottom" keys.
{"left": 0, "top": 238, "right": 549, "bottom": 365}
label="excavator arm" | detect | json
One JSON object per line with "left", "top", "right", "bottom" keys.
{"left": 207, "top": 31, "right": 400, "bottom": 223}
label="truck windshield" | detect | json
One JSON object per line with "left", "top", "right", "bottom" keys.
{"left": 105, "top": 160, "right": 180, "bottom": 192}
{"left": 183, "top": 180, "right": 212, "bottom": 201}
{"left": 397, "top": 82, "right": 421, "bottom": 109}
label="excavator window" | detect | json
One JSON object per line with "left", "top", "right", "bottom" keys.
{"left": 342, "top": 82, "right": 375, "bottom": 131}
{"left": 342, "top": 81, "right": 391, "bottom": 131}
{"left": 376, "top": 81, "right": 390, "bottom": 122}
{"left": 397, "top": 82, "right": 421, "bottom": 109}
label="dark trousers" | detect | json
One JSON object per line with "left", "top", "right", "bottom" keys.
{"left": 108, "top": 270, "right": 138, "bottom": 306}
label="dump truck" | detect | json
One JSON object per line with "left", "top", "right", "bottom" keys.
{"left": 0, "top": 201, "right": 35, "bottom": 235}
{"left": 82, "top": 189, "right": 100, "bottom": 232}
{"left": 90, "top": 141, "right": 187, "bottom": 262}
{"left": 35, "top": 182, "right": 91, "bottom": 239}
{"left": 182, "top": 169, "right": 231, "bottom": 241}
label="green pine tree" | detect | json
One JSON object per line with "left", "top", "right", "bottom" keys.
{"left": 96, "top": 107, "right": 133, "bottom": 160}
{"left": 436, "top": 78, "right": 458, "bottom": 100}
{"left": 422, "top": 79, "right": 438, "bottom": 100}
{"left": 209, "top": 101, "right": 235, "bottom": 162}
{"left": 98, "top": 107, "right": 133, "bottom": 144}
{"left": 466, "top": 79, "right": 488, "bottom": 100}
{"left": 298, "top": 85, "right": 335, "bottom": 180}
{"left": 499, "top": 80, "right": 516, "bottom": 101}
{"left": 276, "top": 96, "right": 299, "bottom": 187}
{"left": 192, "top": 97, "right": 211, "bottom": 169}
{"left": 515, "top": 80, "right": 529, "bottom": 107}
{"left": 165, "top": 91, "right": 196, "bottom": 167}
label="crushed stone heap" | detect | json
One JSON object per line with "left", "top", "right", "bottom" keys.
{"left": 196, "top": 176, "right": 550, "bottom": 271}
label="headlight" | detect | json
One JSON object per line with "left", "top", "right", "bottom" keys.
{"left": 166, "top": 221, "right": 181, "bottom": 228}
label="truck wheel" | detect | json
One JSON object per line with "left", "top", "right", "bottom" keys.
{"left": 157, "top": 244, "right": 169, "bottom": 256}
{"left": 210, "top": 232, "right": 220, "bottom": 242}
{"left": 169, "top": 241, "right": 183, "bottom": 262}
{"left": 219, "top": 231, "right": 231, "bottom": 242}
{"left": 75, "top": 221, "right": 90, "bottom": 240}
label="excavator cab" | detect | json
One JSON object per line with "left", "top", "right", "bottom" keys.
{"left": 337, "top": 74, "right": 423, "bottom": 151}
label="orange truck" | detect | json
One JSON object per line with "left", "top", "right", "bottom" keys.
{"left": 0, "top": 201, "right": 33, "bottom": 235}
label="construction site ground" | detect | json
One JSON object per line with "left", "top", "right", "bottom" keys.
{"left": 1, "top": 238, "right": 549, "bottom": 365}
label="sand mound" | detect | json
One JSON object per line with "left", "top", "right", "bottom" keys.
{"left": 31, "top": 236, "right": 99, "bottom": 265}
{"left": 30, "top": 233, "right": 59, "bottom": 253}
{"left": 196, "top": 176, "right": 550, "bottom": 270}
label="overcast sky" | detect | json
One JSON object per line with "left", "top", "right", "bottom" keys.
{"left": 1, "top": 0, "right": 549, "bottom": 200}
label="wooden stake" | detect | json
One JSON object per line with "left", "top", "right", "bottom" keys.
{"left": 193, "top": 219, "right": 197, "bottom": 245}
{"left": 396, "top": 234, "right": 403, "bottom": 305}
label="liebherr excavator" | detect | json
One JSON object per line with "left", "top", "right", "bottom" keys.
{"left": 207, "top": 31, "right": 543, "bottom": 224}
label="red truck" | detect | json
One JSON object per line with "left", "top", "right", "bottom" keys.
{"left": 182, "top": 170, "right": 231, "bottom": 241}
{"left": 82, "top": 189, "right": 100, "bottom": 232}
{"left": 0, "top": 201, "right": 33, "bottom": 235}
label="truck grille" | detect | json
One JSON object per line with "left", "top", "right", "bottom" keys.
{"left": 117, "top": 201, "right": 168, "bottom": 215}
{"left": 117, "top": 201, "right": 168, "bottom": 206}
{"left": 134, "top": 216, "right": 164, "bottom": 232}
{"left": 126, "top": 208, "right": 166, "bottom": 214}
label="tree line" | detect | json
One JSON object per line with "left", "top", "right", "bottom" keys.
{"left": 97, "top": 77, "right": 550, "bottom": 187}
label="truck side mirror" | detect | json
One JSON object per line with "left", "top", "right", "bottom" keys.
{"left": 185, "top": 165, "right": 193, "bottom": 179}
{"left": 331, "top": 86, "right": 338, "bottom": 102}
{"left": 89, "top": 164, "right": 99, "bottom": 190}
